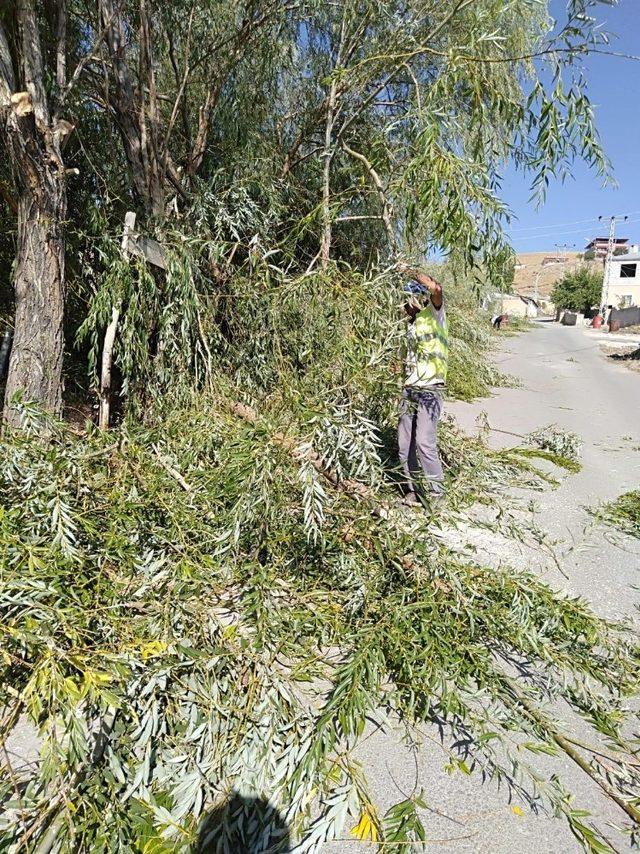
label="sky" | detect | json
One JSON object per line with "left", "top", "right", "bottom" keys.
{"left": 502, "top": 0, "right": 640, "bottom": 254}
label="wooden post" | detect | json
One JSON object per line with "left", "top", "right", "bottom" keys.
{"left": 98, "top": 212, "right": 169, "bottom": 429}
{"left": 98, "top": 212, "right": 135, "bottom": 429}
{"left": 98, "top": 306, "right": 121, "bottom": 429}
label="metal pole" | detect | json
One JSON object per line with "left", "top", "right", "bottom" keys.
{"left": 534, "top": 269, "right": 541, "bottom": 304}
{"left": 599, "top": 215, "right": 628, "bottom": 316}
{"left": 554, "top": 242, "right": 575, "bottom": 260}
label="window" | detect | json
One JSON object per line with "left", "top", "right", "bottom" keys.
{"left": 620, "top": 263, "right": 637, "bottom": 278}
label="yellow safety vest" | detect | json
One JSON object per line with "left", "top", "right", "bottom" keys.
{"left": 406, "top": 306, "right": 449, "bottom": 387}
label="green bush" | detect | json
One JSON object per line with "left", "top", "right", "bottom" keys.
{"left": 550, "top": 265, "right": 602, "bottom": 312}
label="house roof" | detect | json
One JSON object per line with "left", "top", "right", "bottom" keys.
{"left": 612, "top": 253, "right": 640, "bottom": 263}
{"left": 587, "top": 237, "right": 629, "bottom": 243}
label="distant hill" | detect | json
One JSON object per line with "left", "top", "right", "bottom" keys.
{"left": 513, "top": 252, "right": 602, "bottom": 300}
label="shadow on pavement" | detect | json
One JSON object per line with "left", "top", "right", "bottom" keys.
{"left": 197, "top": 791, "right": 291, "bottom": 853}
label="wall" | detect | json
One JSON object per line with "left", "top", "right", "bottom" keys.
{"left": 501, "top": 296, "right": 535, "bottom": 318}
{"left": 608, "top": 282, "right": 640, "bottom": 309}
{"left": 609, "top": 305, "right": 640, "bottom": 329}
{"left": 608, "top": 259, "right": 640, "bottom": 307}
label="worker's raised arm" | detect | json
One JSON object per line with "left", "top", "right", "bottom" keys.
{"left": 395, "top": 263, "right": 443, "bottom": 309}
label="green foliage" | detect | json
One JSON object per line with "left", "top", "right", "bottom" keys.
{"left": 526, "top": 423, "right": 583, "bottom": 464}
{"left": 551, "top": 266, "right": 603, "bottom": 312}
{"left": 2, "top": 2, "right": 639, "bottom": 851}
{"left": 2, "top": 269, "right": 640, "bottom": 851}
{"left": 3, "top": 0, "right": 620, "bottom": 419}
{"left": 593, "top": 490, "right": 640, "bottom": 539}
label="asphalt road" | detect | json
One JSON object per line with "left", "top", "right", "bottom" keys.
{"left": 448, "top": 321, "right": 640, "bottom": 623}
{"left": 326, "top": 321, "right": 640, "bottom": 853}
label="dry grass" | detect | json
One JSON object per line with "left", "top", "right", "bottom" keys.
{"left": 513, "top": 252, "right": 601, "bottom": 299}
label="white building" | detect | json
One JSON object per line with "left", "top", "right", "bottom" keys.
{"left": 605, "top": 252, "right": 640, "bottom": 308}
{"left": 483, "top": 292, "right": 539, "bottom": 318}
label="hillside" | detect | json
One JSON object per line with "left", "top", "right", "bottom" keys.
{"left": 513, "top": 251, "right": 603, "bottom": 299}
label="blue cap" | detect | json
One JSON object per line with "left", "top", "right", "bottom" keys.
{"left": 403, "top": 280, "right": 429, "bottom": 296}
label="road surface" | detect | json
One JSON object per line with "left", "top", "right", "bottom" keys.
{"left": 327, "top": 321, "right": 640, "bottom": 853}
{"left": 448, "top": 321, "right": 640, "bottom": 622}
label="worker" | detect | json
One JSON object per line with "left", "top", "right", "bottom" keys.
{"left": 395, "top": 263, "right": 448, "bottom": 505}
{"left": 492, "top": 313, "right": 508, "bottom": 330}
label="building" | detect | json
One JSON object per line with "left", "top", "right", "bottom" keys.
{"left": 483, "top": 292, "right": 539, "bottom": 318}
{"left": 605, "top": 252, "right": 640, "bottom": 308}
{"left": 584, "top": 237, "right": 630, "bottom": 258}
{"left": 541, "top": 256, "right": 569, "bottom": 266}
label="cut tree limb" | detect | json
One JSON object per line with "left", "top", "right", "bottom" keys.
{"left": 97, "top": 212, "right": 136, "bottom": 430}
{"left": 231, "top": 398, "right": 640, "bottom": 830}
{"left": 506, "top": 675, "right": 640, "bottom": 827}
{"left": 230, "top": 401, "right": 384, "bottom": 509}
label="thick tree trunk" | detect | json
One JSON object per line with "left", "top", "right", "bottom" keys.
{"left": 0, "top": 1, "right": 68, "bottom": 428}
{"left": 3, "top": 179, "right": 66, "bottom": 427}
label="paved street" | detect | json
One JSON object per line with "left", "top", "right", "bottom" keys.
{"left": 448, "top": 321, "right": 640, "bottom": 623}
{"left": 327, "top": 321, "right": 640, "bottom": 853}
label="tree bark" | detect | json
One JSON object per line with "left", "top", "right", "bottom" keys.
{"left": 1, "top": 2, "right": 67, "bottom": 428}
{"left": 3, "top": 186, "right": 66, "bottom": 426}
{"left": 341, "top": 141, "right": 397, "bottom": 252}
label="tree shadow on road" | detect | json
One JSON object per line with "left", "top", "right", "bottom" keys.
{"left": 197, "top": 791, "right": 291, "bottom": 853}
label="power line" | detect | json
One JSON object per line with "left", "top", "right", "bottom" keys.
{"left": 510, "top": 215, "right": 602, "bottom": 234}
{"left": 510, "top": 216, "right": 640, "bottom": 243}
{"left": 509, "top": 210, "right": 640, "bottom": 234}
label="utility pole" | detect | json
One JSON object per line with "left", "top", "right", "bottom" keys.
{"left": 599, "top": 215, "right": 628, "bottom": 316}
{"left": 554, "top": 242, "right": 575, "bottom": 260}
{"left": 534, "top": 268, "right": 542, "bottom": 304}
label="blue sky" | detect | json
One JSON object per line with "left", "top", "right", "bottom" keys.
{"left": 503, "top": 0, "right": 640, "bottom": 254}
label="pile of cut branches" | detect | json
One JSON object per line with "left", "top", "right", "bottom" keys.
{"left": 1, "top": 269, "right": 639, "bottom": 853}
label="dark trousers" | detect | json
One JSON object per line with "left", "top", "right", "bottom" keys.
{"left": 397, "top": 387, "right": 444, "bottom": 495}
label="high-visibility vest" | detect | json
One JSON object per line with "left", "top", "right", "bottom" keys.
{"left": 410, "top": 307, "right": 449, "bottom": 386}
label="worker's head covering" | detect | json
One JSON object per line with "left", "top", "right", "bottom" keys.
{"left": 403, "top": 280, "right": 429, "bottom": 296}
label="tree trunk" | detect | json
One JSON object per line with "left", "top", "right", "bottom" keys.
{"left": 1, "top": 3, "right": 67, "bottom": 428}
{"left": 3, "top": 178, "right": 66, "bottom": 427}
{"left": 100, "top": 0, "right": 167, "bottom": 220}
{"left": 319, "top": 10, "right": 349, "bottom": 269}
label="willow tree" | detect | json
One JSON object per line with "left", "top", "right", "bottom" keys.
{"left": 91, "top": 0, "right": 292, "bottom": 220}
{"left": 279, "top": 0, "right": 609, "bottom": 270}
{"left": 0, "top": 1, "right": 75, "bottom": 427}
